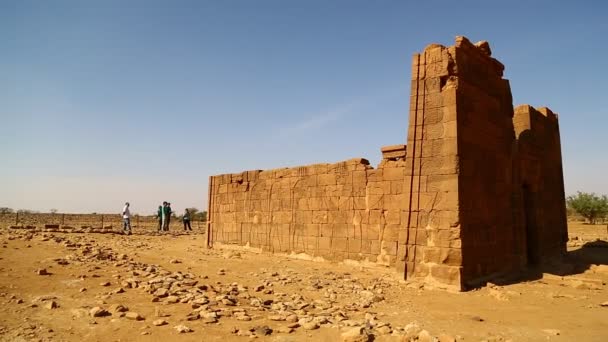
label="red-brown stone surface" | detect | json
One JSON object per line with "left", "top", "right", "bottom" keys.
{"left": 208, "top": 36, "right": 568, "bottom": 291}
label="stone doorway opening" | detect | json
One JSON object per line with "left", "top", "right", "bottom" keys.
{"left": 522, "top": 184, "right": 540, "bottom": 265}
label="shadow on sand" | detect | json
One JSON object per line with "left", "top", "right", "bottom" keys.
{"left": 487, "top": 240, "right": 608, "bottom": 287}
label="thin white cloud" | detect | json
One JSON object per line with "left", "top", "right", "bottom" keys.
{"left": 277, "top": 85, "right": 405, "bottom": 137}
{"left": 289, "top": 104, "right": 354, "bottom": 132}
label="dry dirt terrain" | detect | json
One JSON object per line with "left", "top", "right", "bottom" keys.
{"left": 0, "top": 223, "right": 606, "bottom": 342}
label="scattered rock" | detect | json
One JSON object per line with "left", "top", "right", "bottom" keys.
{"left": 155, "top": 306, "right": 170, "bottom": 317}
{"left": 542, "top": 329, "right": 561, "bottom": 336}
{"left": 202, "top": 316, "right": 218, "bottom": 324}
{"left": 302, "top": 322, "right": 319, "bottom": 330}
{"left": 100, "top": 282, "right": 111, "bottom": 287}
{"left": 253, "top": 325, "right": 273, "bottom": 336}
{"left": 125, "top": 312, "right": 144, "bottom": 321}
{"left": 418, "top": 330, "right": 433, "bottom": 342}
{"left": 276, "top": 326, "right": 294, "bottom": 334}
{"left": 600, "top": 301, "right": 608, "bottom": 307}
{"left": 109, "top": 304, "right": 128, "bottom": 313}
{"left": 36, "top": 268, "right": 49, "bottom": 276}
{"left": 165, "top": 296, "right": 179, "bottom": 304}
{"left": 169, "top": 259, "right": 181, "bottom": 264}
{"left": 90, "top": 307, "right": 110, "bottom": 317}
{"left": 153, "top": 319, "right": 168, "bottom": 326}
{"left": 44, "top": 301, "right": 58, "bottom": 309}
{"left": 174, "top": 324, "right": 192, "bottom": 333}
{"left": 341, "top": 327, "right": 373, "bottom": 342}
{"left": 153, "top": 288, "right": 169, "bottom": 298}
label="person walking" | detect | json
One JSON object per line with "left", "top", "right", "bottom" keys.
{"left": 122, "top": 202, "right": 132, "bottom": 235}
{"left": 156, "top": 205, "right": 163, "bottom": 232}
{"left": 183, "top": 208, "right": 192, "bottom": 231}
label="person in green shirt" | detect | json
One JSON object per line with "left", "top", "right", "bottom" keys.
{"left": 156, "top": 205, "right": 163, "bottom": 232}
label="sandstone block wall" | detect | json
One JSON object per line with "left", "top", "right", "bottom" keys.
{"left": 402, "top": 37, "right": 567, "bottom": 288}
{"left": 208, "top": 36, "right": 568, "bottom": 290}
{"left": 208, "top": 157, "right": 409, "bottom": 266}
{"left": 514, "top": 105, "right": 568, "bottom": 264}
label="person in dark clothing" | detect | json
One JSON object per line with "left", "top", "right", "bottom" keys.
{"left": 162, "top": 202, "right": 172, "bottom": 231}
{"left": 183, "top": 208, "right": 192, "bottom": 231}
{"left": 156, "top": 205, "right": 163, "bottom": 232}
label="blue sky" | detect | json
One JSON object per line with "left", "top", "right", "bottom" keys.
{"left": 1, "top": 0, "right": 607, "bottom": 214}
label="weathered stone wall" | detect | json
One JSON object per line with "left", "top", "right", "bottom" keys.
{"left": 208, "top": 36, "right": 568, "bottom": 290}
{"left": 514, "top": 105, "right": 568, "bottom": 264}
{"left": 208, "top": 157, "right": 409, "bottom": 266}
{"left": 400, "top": 41, "right": 463, "bottom": 288}
{"left": 401, "top": 37, "right": 567, "bottom": 289}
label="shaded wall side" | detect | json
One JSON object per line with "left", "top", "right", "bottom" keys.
{"left": 514, "top": 105, "right": 568, "bottom": 262}
{"left": 208, "top": 158, "right": 408, "bottom": 265}
{"left": 452, "top": 38, "right": 520, "bottom": 285}
{"left": 399, "top": 43, "right": 463, "bottom": 289}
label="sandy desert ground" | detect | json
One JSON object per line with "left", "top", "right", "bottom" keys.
{"left": 0, "top": 222, "right": 606, "bottom": 342}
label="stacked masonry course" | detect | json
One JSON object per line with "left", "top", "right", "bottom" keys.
{"left": 207, "top": 36, "right": 567, "bottom": 290}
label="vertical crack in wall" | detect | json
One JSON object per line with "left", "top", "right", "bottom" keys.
{"left": 404, "top": 53, "right": 422, "bottom": 278}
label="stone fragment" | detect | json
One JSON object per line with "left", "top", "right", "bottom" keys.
{"left": 375, "top": 325, "right": 392, "bottom": 335}
{"left": 253, "top": 325, "right": 273, "bottom": 336}
{"left": 186, "top": 312, "right": 200, "bottom": 321}
{"left": 36, "top": 268, "right": 49, "bottom": 275}
{"left": 302, "top": 322, "right": 319, "bottom": 330}
{"left": 202, "top": 317, "right": 218, "bottom": 324}
{"left": 235, "top": 312, "right": 251, "bottom": 321}
{"left": 90, "top": 307, "right": 110, "bottom": 317}
{"left": 155, "top": 306, "right": 170, "bottom": 317}
{"left": 542, "top": 329, "right": 560, "bottom": 336}
{"left": 125, "top": 312, "right": 144, "bottom": 321}
{"left": 474, "top": 40, "right": 492, "bottom": 56}
{"left": 153, "top": 319, "right": 168, "bottom": 326}
{"left": 153, "top": 288, "right": 169, "bottom": 298}
{"left": 44, "top": 301, "right": 58, "bottom": 309}
{"left": 174, "top": 325, "right": 192, "bottom": 333}
{"left": 341, "top": 327, "right": 373, "bottom": 342}
{"left": 417, "top": 330, "right": 433, "bottom": 342}
{"left": 165, "top": 296, "right": 179, "bottom": 304}
{"left": 109, "top": 304, "right": 128, "bottom": 313}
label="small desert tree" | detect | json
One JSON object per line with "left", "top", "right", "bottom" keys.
{"left": 50, "top": 209, "right": 58, "bottom": 214}
{"left": 0, "top": 207, "right": 14, "bottom": 214}
{"left": 185, "top": 207, "right": 207, "bottom": 221}
{"left": 566, "top": 191, "right": 608, "bottom": 224}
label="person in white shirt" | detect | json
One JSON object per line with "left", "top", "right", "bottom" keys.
{"left": 122, "top": 202, "right": 132, "bottom": 235}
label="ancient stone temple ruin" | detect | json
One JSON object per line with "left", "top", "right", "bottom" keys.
{"left": 206, "top": 36, "right": 567, "bottom": 290}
